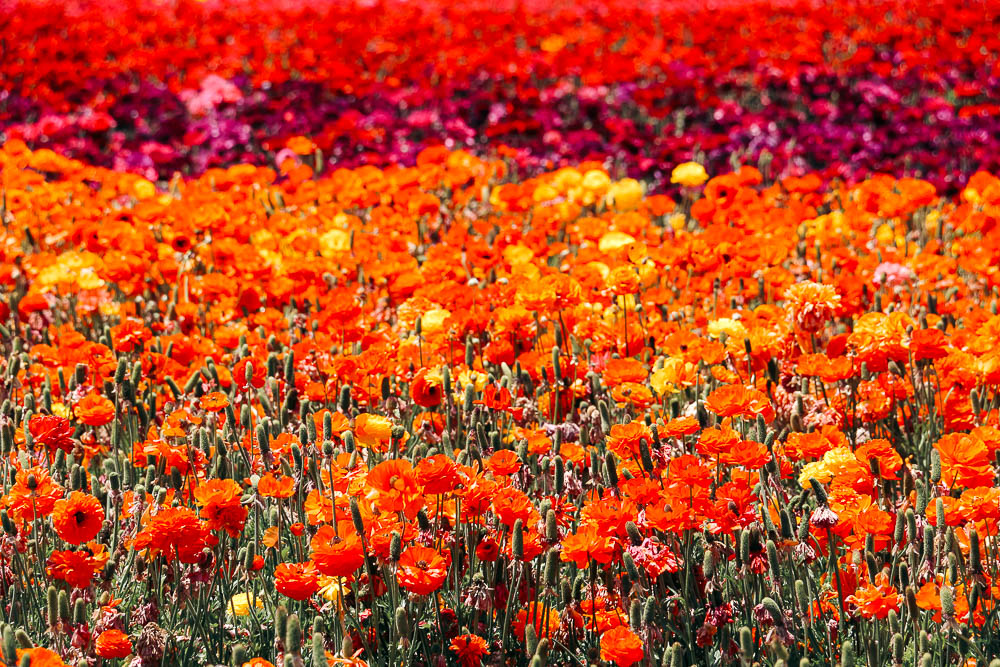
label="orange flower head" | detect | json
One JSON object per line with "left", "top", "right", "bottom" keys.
{"left": 51, "top": 491, "right": 105, "bottom": 545}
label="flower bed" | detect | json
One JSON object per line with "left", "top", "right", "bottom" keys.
{"left": 4, "top": 0, "right": 1000, "bottom": 666}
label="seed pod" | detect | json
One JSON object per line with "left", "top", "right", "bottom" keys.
{"left": 231, "top": 645, "right": 248, "bottom": 667}
{"left": 46, "top": 586, "right": 58, "bottom": 627}
{"left": 840, "top": 640, "right": 854, "bottom": 667}
{"left": 739, "top": 528, "right": 751, "bottom": 565}
{"left": 670, "top": 643, "right": 684, "bottom": 667}
{"left": 340, "top": 635, "right": 352, "bottom": 660}
{"left": 545, "top": 510, "right": 558, "bottom": 542}
{"left": 930, "top": 449, "right": 941, "bottom": 483}
{"left": 623, "top": 552, "right": 640, "bottom": 582}
{"left": 604, "top": 452, "right": 618, "bottom": 488}
{"left": 761, "top": 597, "right": 783, "bottom": 625}
{"left": 779, "top": 508, "right": 795, "bottom": 540}
{"left": 794, "top": 580, "right": 808, "bottom": 617}
{"left": 73, "top": 599, "right": 87, "bottom": 625}
{"left": 626, "top": 521, "right": 643, "bottom": 547}
{"left": 512, "top": 520, "right": 524, "bottom": 561}
{"left": 639, "top": 439, "right": 654, "bottom": 473}
{"left": 525, "top": 625, "right": 538, "bottom": 658}
{"left": 284, "top": 351, "right": 295, "bottom": 384}
{"left": 629, "top": 598, "right": 641, "bottom": 629}
{"left": 808, "top": 478, "right": 828, "bottom": 505}
{"left": 941, "top": 586, "right": 955, "bottom": 616}
{"left": 905, "top": 585, "right": 919, "bottom": 619}
{"left": 766, "top": 540, "right": 780, "bottom": 575}
{"left": 739, "top": 626, "right": 752, "bottom": 659}
{"left": 864, "top": 551, "right": 879, "bottom": 582}
{"left": 544, "top": 549, "right": 559, "bottom": 587}
{"left": 643, "top": 598, "right": 656, "bottom": 626}
{"left": 2, "top": 510, "right": 16, "bottom": 536}
{"left": 338, "top": 386, "right": 352, "bottom": 414}
{"left": 703, "top": 546, "right": 717, "bottom": 579}
{"left": 390, "top": 532, "right": 402, "bottom": 562}
{"left": 395, "top": 606, "right": 409, "bottom": 636}
{"left": 350, "top": 498, "right": 365, "bottom": 536}
{"left": 1, "top": 627, "right": 15, "bottom": 664}
{"left": 285, "top": 614, "right": 302, "bottom": 655}
{"left": 274, "top": 605, "right": 288, "bottom": 643}
{"left": 887, "top": 609, "right": 899, "bottom": 635}
{"left": 14, "top": 628, "right": 30, "bottom": 649}
{"left": 922, "top": 525, "right": 935, "bottom": 563}
{"left": 58, "top": 590, "right": 70, "bottom": 622}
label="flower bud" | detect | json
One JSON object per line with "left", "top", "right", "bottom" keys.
{"left": 285, "top": 614, "right": 302, "bottom": 655}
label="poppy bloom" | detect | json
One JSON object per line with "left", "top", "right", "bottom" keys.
{"left": 194, "top": 479, "right": 248, "bottom": 537}
{"left": 15, "top": 648, "right": 68, "bottom": 666}
{"left": 415, "top": 454, "right": 460, "bottom": 495}
{"left": 275, "top": 562, "right": 321, "bottom": 600}
{"left": 670, "top": 162, "right": 709, "bottom": 187}
{"left": 486, "top": 449, "right": 522, "bottom": 476}
{"left": 354, "top": 413, "right": 393, "bottom": 452}
{"left": 410, "top": 368, "right": 443, "bottom": 407}
{"left": 75, "top": 393, "right": 115, "bottom": 426}
{"left": 310, "top": 525, "right": 365, "bottom": 578}
{"left": 132, "top": 507, "right": 213, "bottom": 563}
{"left": 396, "top": 545, "right": 449, "bottom": 596}
{"left": 367, "top": 459, "right": 423, "bottom": 518}
{"left": 199, "top": 391, "right": 230, "bottom": 412}
{"left": 784, "top": 281, "right": 842, "bottom": 332}
{"left": 46, "top": 542, "right": 110, "bottom": 588}
{"left": 845, "top": 583, "right": 902, "bottom": 619}
{"left": 95, "top": 629, "right": 133, "bottom": 658}
{"left": 257, "top": 474, "right": 296, "bottom": 498}
{"left": 450, "top": 634, "right": 490, "bottom": 667}
{"left": 4, "top": 466, "right": 64, "bottom": 522}
{"left": 28, "top": 414, "right": 74, "bottom": 454}
{"left": 600, "top": 626, "right": 645, "bottom": 667}
{"left": 560, "top": 526, "right": 616, "bottom": 569}
{"left": 51, "top": 491, "right": 105, "bottom": 544}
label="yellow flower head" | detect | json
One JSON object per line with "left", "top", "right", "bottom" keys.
{"left": 228, "top": 592, "right": 263, "bottom": 617}
{"left": 670, "top": 162, "right": 709, "bottom": 188}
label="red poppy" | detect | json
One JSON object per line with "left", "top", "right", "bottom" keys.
{"left": 95, "top": 629, "right": 133, "bottom": 658}
{"left": 396, "top": 545, "right": 449, "bottom": 596}
{"left": 450, "top": 634, "right": 490, "bottom": 667}
{"left": 51, "top": 491, "right": 105, "bottom": 544}
{"left": 275, "top": 562, "right": 321, "bottom": 600}
{"left": 194, "top": 479, "right": 248, "bottom": 538}
{"left": 600, "top": 626, "right": 645, "bottom": 667}
{"left": 310, "top": 525, "right": 365, "bottom": 578}
{"left": 410, "top": 368, "right": 443, "bottom": 407}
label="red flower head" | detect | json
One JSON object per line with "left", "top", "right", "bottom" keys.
{"left": 51, "top": 491, "right": 105, "bottom": 544}
{"left": 95, "top": 629, "right": 133, "bottom": 658}
{"left": 396, "top": 545, "right": 449, "bottom": 596}
{"left": 600, "top": 626, "right": 645, "bottom": 667}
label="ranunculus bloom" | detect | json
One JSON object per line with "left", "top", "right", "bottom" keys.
{"left": 51, "top": 491, "right": 105, "bottom": 544}
{"left": 95, "top": 629, "right": 133, "bottom": 658}
{"left": 600, "top": 626, "right": 645, "bottom": 667}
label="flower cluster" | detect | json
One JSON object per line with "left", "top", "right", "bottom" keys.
{"left": 3, "top": 0, "right": 1000, "bottom": 191}
{"left": 3, "top": 136, "right": 1000, "bottom": 665}
{"left": 5, "top": 0, "right": 1000, "bottom": 666}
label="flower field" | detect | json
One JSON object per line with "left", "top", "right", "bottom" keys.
{"left": 4, "top": 0, "right": 1000, "bottom": 666}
